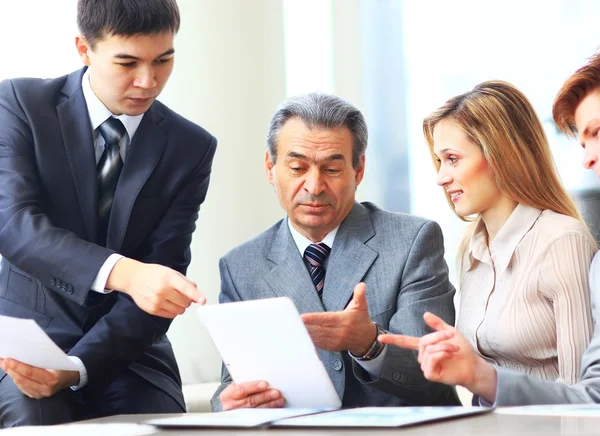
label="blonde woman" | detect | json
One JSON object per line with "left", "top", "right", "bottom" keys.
{"left": 383, "top": 81, "right": 597, "bottom": 401}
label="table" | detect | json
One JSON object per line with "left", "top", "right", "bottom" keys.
{"left": 82, "top": 412, "right": 600, "bottom": 435}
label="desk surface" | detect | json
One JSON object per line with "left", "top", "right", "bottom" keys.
{"left": 83, "top": 412, "right": 600, "bottom": 435}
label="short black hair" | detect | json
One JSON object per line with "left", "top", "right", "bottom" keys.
{"left": 77, "top": 0, "right": 180, "bottom": 48}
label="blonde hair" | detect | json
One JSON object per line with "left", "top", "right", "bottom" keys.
{"left": 423, "top": 80, "right": 585, "bottom": 269}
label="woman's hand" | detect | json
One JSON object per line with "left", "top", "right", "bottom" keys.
{"left": 378, "top": 312, "right": 498, "bottom": 402}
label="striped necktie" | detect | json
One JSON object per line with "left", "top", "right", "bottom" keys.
{"left": 304, "top": 243, "right": 331, "bottom": 298}
{"left": 97, "top": 117, "right": 126, "bottom": 245}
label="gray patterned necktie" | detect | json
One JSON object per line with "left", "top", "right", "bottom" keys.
{"left": 304, "top": 243, "right": 331, "bottom": 299}
{"left": 97, "top": 117, "right": 126, "bottom": 244}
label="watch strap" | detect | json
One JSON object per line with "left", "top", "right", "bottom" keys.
{"left": 350, "top": 323, "right": 386, "bottom": 361}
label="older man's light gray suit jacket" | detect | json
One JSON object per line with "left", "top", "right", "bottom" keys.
{"left": 210, "top": 202, "right": 460, "bottom": 410}
{"left": 493, "top": 252, "right": 600, "bottom": 405}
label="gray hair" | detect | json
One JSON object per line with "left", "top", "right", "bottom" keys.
{"left": 266, "top": 93, "right": 368, "bottom": 169}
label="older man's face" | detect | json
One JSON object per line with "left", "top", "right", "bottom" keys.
{"left": 265, "top": 117, "right": 365, "bottom": 242}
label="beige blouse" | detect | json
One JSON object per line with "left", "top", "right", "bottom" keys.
{"left": 457, "top": 204, "right": 597, "bottom": 384}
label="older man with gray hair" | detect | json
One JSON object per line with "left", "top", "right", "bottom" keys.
{"left": 210, "top": 93, "right": 459, "bottom": 411}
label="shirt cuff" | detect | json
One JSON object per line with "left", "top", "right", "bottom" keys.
{"left": 351, "top": 345, "right": 388, "bottom": 379}
{"left": 90, "top": 253, "right": 123, "bottom": 293}
{"left": 67, "top": 356, "right": 88, "bottom": 390}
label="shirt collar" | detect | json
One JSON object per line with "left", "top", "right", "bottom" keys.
{"left": 81, "top": 69, "right": 144, "bottom": 141}
{"left": 467, "top": 203, "right": 543, "bottom": 272}
{"left": 287, "top": 219, "right": 339, "bottom": 258}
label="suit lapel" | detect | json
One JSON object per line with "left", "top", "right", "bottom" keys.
{"left": 264, "top": 221, "right": 325, "bottom": 314}
{"left": 322, "top": 203, "right": 378, "bottom": 312}
{"left": 56, "top": 70, "right": 98, "bottom": 242}
{"left": 107, "top": 107, "right": 167, "bottom": 250}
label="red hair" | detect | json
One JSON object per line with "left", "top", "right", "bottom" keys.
{"left": 553, "top": 52, "right": 600, "bottom": 137}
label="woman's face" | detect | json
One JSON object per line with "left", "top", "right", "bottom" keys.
{"left": 432, "top": 120, "right": 504, "bottom": 218}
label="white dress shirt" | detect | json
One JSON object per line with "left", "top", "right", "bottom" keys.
{"left": 287, "top": 219, "right": 388, "bottom": 379}
{"left": 69, "top": 70, "right": 145, "bottom": 389}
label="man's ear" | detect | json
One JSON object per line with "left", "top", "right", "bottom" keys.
{"left": 355, "top": 154, "right": 366, "bottom": 186}
{"left": 265, "top": 151, "right": 275, "bottom": 185}
{"left": 75, "top": 35, "right": 92, "bottom": 66}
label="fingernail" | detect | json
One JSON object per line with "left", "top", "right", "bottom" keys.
{"left": 271, "top": 390, "right": 280, "bottom": 399}
{"left": 258, "top": 381, "right": 267, "bottom": 389}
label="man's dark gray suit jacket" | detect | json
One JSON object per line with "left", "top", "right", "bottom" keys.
{"left": 0, "top": 68, "right": 217, "bottom": 409}
{"left": 211, "top": 202, "right": 460, "bottom": 410}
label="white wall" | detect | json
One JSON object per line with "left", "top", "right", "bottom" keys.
{"left": 161, "top": 0, "right": 287, "bottom": 384}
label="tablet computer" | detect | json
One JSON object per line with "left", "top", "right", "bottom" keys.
{"left": 196, "top": 297, "right": 341, "bottom": 409}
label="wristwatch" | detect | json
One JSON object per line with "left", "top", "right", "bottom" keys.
{"left": 349, "top": 323, "right": 386, "bottom": 361}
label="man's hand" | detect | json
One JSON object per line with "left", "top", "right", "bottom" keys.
{"left": 378, "top": 312, "right": 498, "bottom": 401}
{"left": 0, "top": 358, "right": 79, "bottom": 399}
{"left": 107, "top": 258, "right": 205, "bottom": 318}
{"left": 301, "top": 282, "right": 376, "bottom": 355}
{"left": 220, "top": 381, "right": 285, "bottom": 410}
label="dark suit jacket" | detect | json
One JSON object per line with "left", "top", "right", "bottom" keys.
{"left": 0, "top": 68, "right": 217, "bottom": 409}
{"left": 211, "top": 202, "right": 460, "bottom": 410}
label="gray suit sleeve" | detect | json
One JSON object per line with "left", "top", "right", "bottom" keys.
{"left": 210, "top": 256, "right": 241, "bottom": 411}
{"left": 494, "top": 360, "right": 600, "bottom": 406}
{"left": 494, "top": 253, "right": 600, "bottom": 405}
{"left": 352, "top": 220, "right": 460, "bottom": 405}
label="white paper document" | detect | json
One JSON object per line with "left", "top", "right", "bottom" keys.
{"left": 0, "top": 315, "right": 77, "bottom": 371}
{"left": 145, "top": 409, "right": 325, "bottom": 428}
{"left": 271, "top": 406, "right": 493, "bottom": 428}
{"left": 196, "top": 297, "right": 342, "bottom": 409}
{"left": 147, "top": 407, "right": 492, "bottom": 429}
{"left": 494, "top": 405, "right": 600, "bottom": 417}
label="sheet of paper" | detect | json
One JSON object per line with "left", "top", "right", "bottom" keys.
{"left": 494, "top": 405, "right": 600, "bottom": 417}
{"left": 0, "top": 315, "right": 77, "bottom": 371}
{"left": 146, "top": 408, "right": 326, "bottom": 428}
{"left": 0, "top": 423, "right": 156, "bottom": 436}
{"left": 196, "top": 297, "right": 342, "bottom": 409}
{"left": 271, "top": 406, "right": 492, "bottom": 428}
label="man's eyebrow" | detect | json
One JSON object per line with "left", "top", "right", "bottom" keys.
{"left": 580, "top": 118, "right": 600, "bottom": 138}
{"left": 285, "top": 151, "right": 308, "bottom": 160}
{"left": 113, "top": 48, "right": 175, "bottom": 60}
{"left": 323, "top": 154, "right": 344, "bottom": 161}
{"left": 284, "top": 152, "right": 345, "bottom": 162}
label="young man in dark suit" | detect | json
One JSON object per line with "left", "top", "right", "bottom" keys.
{"left": 0, "top": 0, "right": 216, "bottom": 426}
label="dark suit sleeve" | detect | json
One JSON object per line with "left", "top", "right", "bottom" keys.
{"left": 69, "top": 135, "right": 217, "bottom": 394}
{"left": 352, "top": 220, "right": 461, "bottom": 405}
{"left": 0, "top": 80, "right": 113, "bottom": 305}
{"left": 210, "top": 256, "right": 242, "bottom": 411}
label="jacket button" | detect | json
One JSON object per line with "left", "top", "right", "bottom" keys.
{"left": 55, "top": 278, "right": 63, "bottom": 287}
{"left": 67, "top": 284, "right": 74, "bottom": 294}
{"left": 333, "top": 359, "right": 343, "bottom": 371}
{"left": 50, "top": 277, "right": 55, "bottom": 286}
{"left": 392, "top": 372, "right": 407, "bottom": 383}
